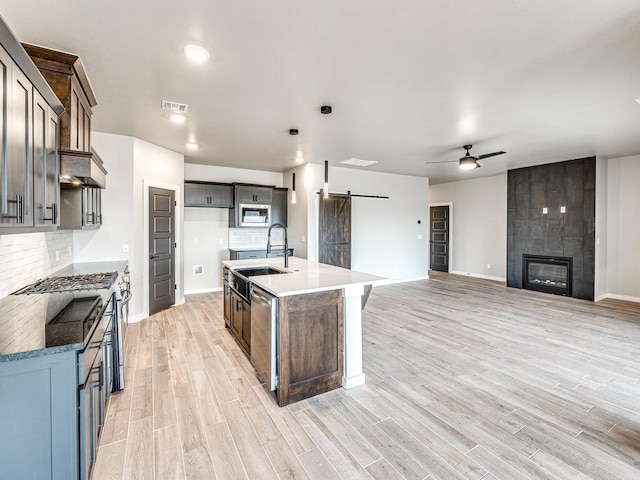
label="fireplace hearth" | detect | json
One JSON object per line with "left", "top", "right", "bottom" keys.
{"left": 522, "top": 255, "right": 573, "bottom": 296}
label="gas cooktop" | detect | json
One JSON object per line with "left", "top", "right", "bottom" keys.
{"left": 15, "top": 272, "right": 118, "bottom": 295}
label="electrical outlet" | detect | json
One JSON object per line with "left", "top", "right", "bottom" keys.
{"left": 218, "top": 238, "right": 223, "bottom": 245}
{"left": 417, "top": 233, "right": 424, "bottom": 239}
{"left": 55, "top": 250, "right": 59, "bottom": 261}
{"left": 301, "top": 235, "right": 306, "bottom": 242}
{"left": 487, "top": 263, "right": 491, "bottom": 269}
{"left": 122, "top": 244, "right": 129, "bottom": 253}
{"left": 193, "top": 238, "right": 198, "bottom": 245}
{"left": 193, "top": 265, "right": 204, "bottom": 275}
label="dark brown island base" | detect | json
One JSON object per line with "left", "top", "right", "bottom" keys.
{"left": 222, "top": 257, "right": 384, "bottom": 406}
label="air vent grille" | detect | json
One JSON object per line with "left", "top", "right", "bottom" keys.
{"left": 161, "top": 100, "right": 189, "bottom": 113}
{"left": 339, "top": 158, "right": 378, "bottom": 167}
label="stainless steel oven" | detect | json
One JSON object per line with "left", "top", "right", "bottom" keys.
{"left": 238, "top": 203, "right": 271, "bottom": 227}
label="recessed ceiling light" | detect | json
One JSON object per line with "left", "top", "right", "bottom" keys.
{"left": 295, "top": 157, "right": 304, "bottom": 164}
{"left": 339, "top": 158, "right": 378, "bottom": 167}
{"left": 186, "top": 142, "right": 199, "bottom": 150}
{"left": 170, "top": 114, "right": 186, "bottom": 124}
{"left": 182, "top": 44, "right": 210, "bottom": 63}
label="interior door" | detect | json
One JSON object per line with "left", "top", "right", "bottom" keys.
{"left": 148, "top": 187, "right": 175, "bottom": 315}
{"left": 319, "top": 193, "right": 351, "bottom": 269}
{"left": 429, "top": 205, "right": 449, "bottom": 272}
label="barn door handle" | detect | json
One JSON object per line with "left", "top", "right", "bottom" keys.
{"left": 150, "top": 255, "right": 159, "bottom": 260}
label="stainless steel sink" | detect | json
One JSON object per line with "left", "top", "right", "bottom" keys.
{"left": 234, "top": 266, "right": 288, "bottom": 278}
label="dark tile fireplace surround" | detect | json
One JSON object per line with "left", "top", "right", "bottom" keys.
{"left": 507, "top": 157, "right": 595, "bottom": 300}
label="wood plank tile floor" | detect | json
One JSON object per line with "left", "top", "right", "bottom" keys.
{"left": 93, "top": 272, "right": 640, "bottom": 480}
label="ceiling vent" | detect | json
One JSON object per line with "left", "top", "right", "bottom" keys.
{"left": 339, "top": 158, "right": 378, "bottom": 167}
{"left": 161, "top": 100, "right": 189, "bottom": 113}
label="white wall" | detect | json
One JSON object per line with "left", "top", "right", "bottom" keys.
{"left": 74, "top": 133, "right": 134, "bottom": 264}
{"left": 183, "top": 163, "right": 283, "bottom": 293}
{"left": 135, "top": 138, "right": 185, "bottom": 319}
{"left": 77, "top": 133, "right": 184, "bottom": 320}
{"left": 284, "top": 163, "right": 312, "bottom": 260}
{"left": 295, "top": 164, "right": 429, "bottom": 280}
{"left": 429, "top": 174, "right": 507, "bottom": 281}
{"left": 605, "top": 155, "right": 640, "bottom": 302}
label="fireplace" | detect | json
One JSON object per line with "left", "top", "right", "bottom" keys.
{"left": 522, "top": 255, "right": 573, "bottom": 296}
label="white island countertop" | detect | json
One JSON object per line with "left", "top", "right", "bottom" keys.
{"left": 222, "top": 256, "right": 386, "bottom": 297}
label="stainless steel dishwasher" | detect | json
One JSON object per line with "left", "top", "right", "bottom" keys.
{"left": 250, "top": 284, "right": 278, "bottom": 390}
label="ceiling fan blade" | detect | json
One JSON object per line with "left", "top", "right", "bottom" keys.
{"left": 425, "top": 160, "right": 458, "bottom": 165}
{"left": 477, "top": 151, "right": 506, "bottom": 160}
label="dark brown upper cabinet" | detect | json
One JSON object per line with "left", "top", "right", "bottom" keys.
{"left": 23, "top": 44, "right": 106, "bottom": 190}
{"left": 22, "top": 44, "right": 97, "bottom": 154}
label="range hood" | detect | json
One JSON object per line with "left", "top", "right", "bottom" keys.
{"left": 60, "top": 147, "right": 107, "bottom": 189}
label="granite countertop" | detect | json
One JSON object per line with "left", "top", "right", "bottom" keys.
{"left": 222, "top": 256, "right": 386, "bottom": 297}
{"left": 0, "top": 260, "right": 128, "bottom": 362}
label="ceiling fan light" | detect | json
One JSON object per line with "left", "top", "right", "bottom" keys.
{"left": 459, "top": 157, "right": 479, "bottom": 170}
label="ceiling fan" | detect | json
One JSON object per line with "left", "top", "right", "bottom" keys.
{"left": 426, "top": 144, "right": 506, "bottom": 170}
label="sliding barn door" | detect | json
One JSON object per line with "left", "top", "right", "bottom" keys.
{"left": 319, "top": 193, "right": 351, "bottom": 269}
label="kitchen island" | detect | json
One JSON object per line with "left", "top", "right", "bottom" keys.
{"left": 222, "top": 256, "right": 385, "bottom": 406}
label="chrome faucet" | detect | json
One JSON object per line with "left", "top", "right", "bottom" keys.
{"left": 266, "top": 223, "right": 289, "bottom": 268}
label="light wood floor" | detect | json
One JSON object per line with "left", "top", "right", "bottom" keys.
{"left": 93, "top": 273, "right": 640, "bottom": 480}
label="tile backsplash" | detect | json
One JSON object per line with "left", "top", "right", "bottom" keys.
{"left": 229, "top": 227, "right": 285, "bottom": 249}
{"left": 0, "top": 231, "right": 73, "bottom": 298}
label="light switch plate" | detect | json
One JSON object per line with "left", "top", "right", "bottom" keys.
{"left": 542, "top": 207, "right": 548, "bottom": 214}
{"left": 560, "top": 206, "right": 566, "bottom": 213}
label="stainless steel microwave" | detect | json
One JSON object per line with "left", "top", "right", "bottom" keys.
{"left": 239, "top": 204, "right": 271, "bottom": 227}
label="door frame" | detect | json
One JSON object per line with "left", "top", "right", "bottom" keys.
{"left": 143, "top": 179, "right": 183, "bottom": 319}
{"left": 428, "top": 202, "right": 453, "bottom": 273}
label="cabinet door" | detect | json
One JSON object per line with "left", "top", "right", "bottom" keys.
{"left": 241, "top": 299, "right": 251, "bottom": 353}
{"left": 33, "top": 91, "right": 59, "bottom": 227}
{"left": 230, "top": 292, "right": 243, "bottom": 338}
{"left": 82, "top": 188, "right": 93, "bottom": 226}
{"left": 0, "top": 58, "right": 33, "bottom": 227}
{"left": 271, "top": 188, "right": 287, "bottom": 226}
{"left": 0, "top": 48, "right": 9, "bottom": 224}
{"left": 70, "top": 82, "right": 80, "bottom": 150}
{"left": 184, "top": 183, "right": 210, "bottom": 206}
{"left": 94, "top": 188, "right": 102, "bottom": 225}
{"left": 209, "top": 184, "right": 233, "bottom": 207}
{"left": 253, "top": 186, "right": 272, "bottom": 204}
{"left": 235, "top": 186, "right": 255, "bottom": 204}
{"left": 45, "top": 106, "right": 59, "bottom": 226}
{"left": 0, "top": 350, "right": 78, "bottom": 480}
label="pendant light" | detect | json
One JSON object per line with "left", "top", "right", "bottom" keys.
{"left": 323, "top": 161, "right": 329, "bottom": 199}
{"left": 321, "top": 105, "right": 332, "bottom": 199}
{"left": 291, "top": 172, "right": 297, "bottom": 204}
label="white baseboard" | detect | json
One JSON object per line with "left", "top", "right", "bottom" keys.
{"left": 128, "top": 312, "right": 147, "bottom": 324}
{"left": 375, "top": 275, "right": 429, "bottom": 286}
{"left": 450, "top": 270, "right": 506, "bottom": 283}
{"left": 184, "top": 287, "right": 223, "bottom": 295}
{"left": 597, "top": 293, "right": 640, "bottom": 304}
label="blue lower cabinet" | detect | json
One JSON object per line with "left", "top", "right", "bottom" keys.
{"left": 0, "top": 293, "right": 117, "bottom": 480}
{"left": 0, "top": 350, "right": 78, "bottom": 480}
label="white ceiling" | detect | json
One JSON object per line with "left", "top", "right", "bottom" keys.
{"left": 2, "top": 1, "right": 640, "bottom": 184}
